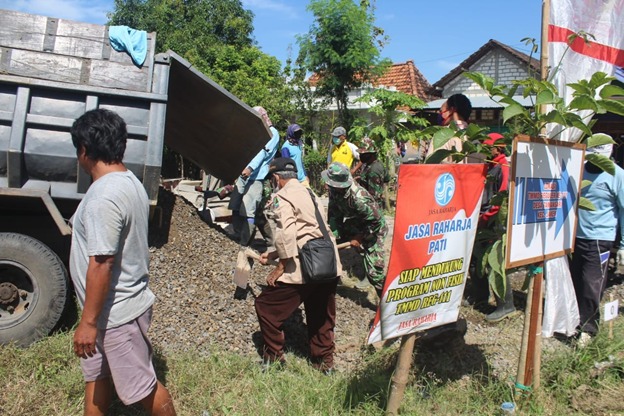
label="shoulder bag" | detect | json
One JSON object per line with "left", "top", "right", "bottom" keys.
{"left": 299, "top": 189, "right": 338, "bottom": 283}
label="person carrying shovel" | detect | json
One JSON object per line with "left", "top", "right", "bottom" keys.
{"left": 254, "top": 157, "right": 342, "bottom": 373}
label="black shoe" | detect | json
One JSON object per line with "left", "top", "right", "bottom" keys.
{"left": 233, "top": 285, "right": 249, "bottom": 300}
{"left": 485, "top": 305, "right": 517, "bottom": 322}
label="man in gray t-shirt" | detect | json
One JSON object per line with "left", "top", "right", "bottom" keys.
{"left": 70, "top": 109, "right": 176, "bottom": 415}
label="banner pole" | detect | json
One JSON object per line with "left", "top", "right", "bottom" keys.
{"left": 515, "top": 269, "right": 534, "bottom": 399}
{"left": 533, "top": 265, "right": 545, "bottom": 390}
{"left": 385, "top": 333, "right": 416, "bottom": 416}
{"left": 524, "top": 264, "right": 544, "bottom": 388}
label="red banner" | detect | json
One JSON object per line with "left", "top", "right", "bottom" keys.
{"left": 368, "top": 164, "right": 486, "bottom": 343}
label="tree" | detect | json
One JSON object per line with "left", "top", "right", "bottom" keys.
{"left": 297, "top": 0, "right": 390, "bottom": 130}
{"left": 108, "top": 0, "right": 291, "bottom": 122}
{"left": 108, "top": 0, "right": 297, "bottom": 177}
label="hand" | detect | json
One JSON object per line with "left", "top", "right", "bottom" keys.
{"left": 617, "top": 249, "right": 624, "bottom": 266}
{"left": 259, "top": 252, "right": 269, "bottom": 265}
{"left": 266, "top": 264, "right": 284, "bottom": 286}
{"left": 350, "top": 236, "right": 364, "bottom": 250}
{"left": 73, "top": 320, "right": 98, "bottom": 359}
{"left": 241, "top": 167, "right": 253, "bottom": 179}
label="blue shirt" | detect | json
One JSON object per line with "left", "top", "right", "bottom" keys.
{"left": 577, "top": 163, "right": 624, "bottom": 247}
{"left": 247, "top": 126, "right": 279, "bottom": 181}
{"left": 281, "top": 141, "right": 307, "bottom": 182}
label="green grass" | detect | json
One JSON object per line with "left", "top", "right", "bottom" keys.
{"left": 1, "top": 319, "right": 623, "bottom": 415}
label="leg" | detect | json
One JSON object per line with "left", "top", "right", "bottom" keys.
{"left": 255, "top": 211, "right": 274, "bottom": 246}
{"left": 228, "top": 178, "right": 248, "bottom": 238}
{"left": 139, "top": 381, "right": 176, "bottom": 416}
{"left": 571, "top": 238, "right": 612, "bottom": 335}
{"left": 485, "top": 275, "right": 515, "bottom": 322}
{"left": 104, "top": 309, "right": 172, "bottom": 410}
{"left": 254, "top": 283, "right": 304, "bottom": 362}
{"left": 239, "top": 181, "right": 264, "bottom": 246}
{"left": 84, "top": 378, "right": 113, "bottom": 416}
{"left": 303, "top": 281, "right": 337, "bottom": 371}
{"left": 362, "top": 237, "right": 387, "bottom": 296}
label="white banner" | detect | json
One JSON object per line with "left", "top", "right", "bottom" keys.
{"left": 548, "top": 0, "right": 624, "bottom": 142}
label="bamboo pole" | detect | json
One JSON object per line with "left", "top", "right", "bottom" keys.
{"left": 523, "top": 265, "right": 543, "bottom": 387}
{"left": 385, "top": 333, "right": 416, "bottom": 416}
{"left": 533, "top": 266, "right": 545, "bottom": 389}
{"left": 515, "top": 272, "right": 534, "bottom": 399}
{"left": 531, "top": 0, "right": 551, "bottom": 392}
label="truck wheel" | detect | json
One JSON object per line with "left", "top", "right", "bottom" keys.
{"left": 0, "top": 233, "right": 68, "bottom": 347}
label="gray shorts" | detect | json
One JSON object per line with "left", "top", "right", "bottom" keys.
{"left": 80, "top": 307, "right": 157, "bottom": 405}
{"left": 228, "top": 177, "right": 265, "bottom": 218}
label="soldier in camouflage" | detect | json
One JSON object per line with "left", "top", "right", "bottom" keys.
{"left": 356, "top": 137, "right": 387, "bottom": 209}
{"left": 322, "top": 162, "right": 387, "bottom": 297}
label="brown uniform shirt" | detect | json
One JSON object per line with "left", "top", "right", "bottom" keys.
{"left": 271, "top": 179, "right": 342, "bottom": 284}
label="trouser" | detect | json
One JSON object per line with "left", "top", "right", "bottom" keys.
{"left": 228, "top": 178, "right": 269, "bottom": 246}
{"left": 254, "top": 281, "right": 337, "bottom": 369}
{"left": 570, "top": 238, "right": 612, "bottom": 335}
{"left": 340, "top": 218, "right": 387, "bottom": 292}
{"left": 362, "top": 241, "right": 387, "bottom": 292}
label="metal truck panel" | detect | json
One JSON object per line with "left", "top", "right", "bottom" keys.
{"left": 0, "top": 9, "right": 270, "bottom": 206}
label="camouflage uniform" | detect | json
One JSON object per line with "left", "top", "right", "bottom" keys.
{"left": 358, "top": 159, "right": 386, "bottom": 209}
{"left": 328, "top": 182, "right": 387, "bottom": 293}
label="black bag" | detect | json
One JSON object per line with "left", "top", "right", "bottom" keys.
{"left": 299, "top": 189, "right": 338, "bottom": 283}
{"left": 299, "top": 238, "right": 337, "bottom": 282}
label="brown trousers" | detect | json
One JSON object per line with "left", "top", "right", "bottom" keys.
{"left": 254, "top": 280, "right": 337, "bottom": 369}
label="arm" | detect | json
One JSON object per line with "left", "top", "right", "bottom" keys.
{"left": 73, "top": 255, "right": 114, "bottom": 358}
{"left": 281, "top": 146, "right": 292, "bottom": 158}
{"left": 327, "top": 198, "right": 343, "bottom": 239}
{"left": 267, "top": 195, "right": 297, "bottom": 285}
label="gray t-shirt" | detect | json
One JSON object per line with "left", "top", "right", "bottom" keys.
{"left": 69, "top": 170, "right": 155, "bottom": 329}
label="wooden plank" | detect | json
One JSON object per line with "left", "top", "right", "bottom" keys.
{"left": 90, "top": 59, "right": 149, "bottom": 92}
{"left": 5, "top": 49, "right": 82, "bottom": 84}
{"left": 0, "top": 10, "right": 47, "bottom": 51}
{"left": 3, "top": 48, "right": 150, "bottom": 92}
{"left": 54, "top": 19, "right": 108, "bottom": 60}
{"left": 0, "top": 9, "right": 153, "bottom": 70}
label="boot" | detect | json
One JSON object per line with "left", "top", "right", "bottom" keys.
{"left": 239, "top": 220, "right": 257, "bottom": 247}
{"left": 230, "top": 211, "right": 244, "bottom": 239}
{"left": 256, "top": 215, "right": 274, "bottom": 247}
{"left": 486, "top": 278, "right": 515, "bottom": 322}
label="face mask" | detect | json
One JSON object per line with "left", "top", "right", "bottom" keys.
{"left": 271, "top": 176, "right": 280, "bottom": 191}
{"left": 332, "top": 136, "right": 341, "bottom": 145}
{"left": 437, "top": 113, "right": 444, "bottom": 126}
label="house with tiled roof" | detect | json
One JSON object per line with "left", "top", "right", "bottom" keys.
{"left": 308, "top": 60, "right": 434, "bottom": 112}
{"left": 424, "top": 39, "right": 541, "bottom": 131}
{"left": 425, "top": 39, "right": 624, "bottom": 143}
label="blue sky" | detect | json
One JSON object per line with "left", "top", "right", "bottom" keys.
{"left": 0, "top": 0, "right": 543, "bottom": 84}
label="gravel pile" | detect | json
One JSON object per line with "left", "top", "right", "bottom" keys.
{"left": 147, "top": 189, "right": 624, "bottom": 375}
{"left": 147, "top": 190, "right": 375, "bottom": 370}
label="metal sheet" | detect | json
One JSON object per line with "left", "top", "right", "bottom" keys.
{"left": 163, "top": 52, "right": 271, "bottom": 183}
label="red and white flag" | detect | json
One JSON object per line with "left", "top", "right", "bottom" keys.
{"left": 543, "top": 0, "right": 624, "bottom": 338}
{"left": 548, "top": 0, "right": 624, "bottom": 141}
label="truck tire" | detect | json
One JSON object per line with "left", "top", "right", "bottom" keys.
{"left": 0, "top": 233, "right": 68, "bottom": 347}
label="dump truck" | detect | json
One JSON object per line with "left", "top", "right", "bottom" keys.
{"left": 0, "top": 9, "right": 270, "bottom": 346}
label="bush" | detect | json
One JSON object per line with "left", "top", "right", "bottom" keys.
{"left": 303, "top": 147, "right": 327, "bottom": 194}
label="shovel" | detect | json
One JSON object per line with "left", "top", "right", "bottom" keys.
{"left": 232, "top": 241, "right": 352, "bottom": 292}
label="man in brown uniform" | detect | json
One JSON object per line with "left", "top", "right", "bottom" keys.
{"left": 256, "top": 158, "right": 342, "bottom": 373}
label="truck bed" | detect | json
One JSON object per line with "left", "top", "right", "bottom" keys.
{"left": 0, "top": 9, "right": 269, "bottom": 205}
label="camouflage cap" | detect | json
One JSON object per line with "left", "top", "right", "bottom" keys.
{"left": 358, "top": 137, "right": 377, "bottom": 153}
{"left": 321, "top": 162, "right": 353, "bottom": 188}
